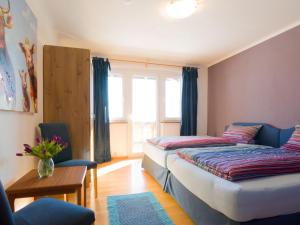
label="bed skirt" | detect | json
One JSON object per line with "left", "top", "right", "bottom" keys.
{"left": 141, "top": 155, "right": 169, "bottom": 188}
{"left": 165, "top": 173, "right": 300, "bottom": 225}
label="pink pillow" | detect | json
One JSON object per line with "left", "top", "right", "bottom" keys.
{"left": 283, "top": 125, "right": 300, "bottom": 151}
{"left": 223, "top": 125, "right": 262, "bottom": 144}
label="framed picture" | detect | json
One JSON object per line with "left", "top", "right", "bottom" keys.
{"left": 0, "top": 0, "right": 37, "bottom": 113}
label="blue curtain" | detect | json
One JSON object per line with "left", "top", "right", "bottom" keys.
{"left": 93, "top": 57, "right": 111, "bottom": 163}
{"left": 180, "top": 67, "right": 198, "bottom": 136}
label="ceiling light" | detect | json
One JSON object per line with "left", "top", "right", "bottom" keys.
{"left": 123, "top": 0, "right": 133, "bottom": 5}
{"left": 166, "top": 0, "right": 199, "bottom": 19}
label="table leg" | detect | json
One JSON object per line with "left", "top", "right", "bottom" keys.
{"left": 93, "top": 168, "right": 98, "bottom": 198}
{"left": 84, "top": 176, "right": 87, "bottom": 207}
{"left": 8, "top": 195, "right": 15, "bottom": 212}
{"left": 64, "top": 194, "right": 67, "bottom": 202}
{"left": 77, "top": 187, "right": 82, "bottom": 206}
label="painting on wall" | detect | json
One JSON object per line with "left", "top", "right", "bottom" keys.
{"left": 0, "top": 0, "right": 37, "bottom": 113}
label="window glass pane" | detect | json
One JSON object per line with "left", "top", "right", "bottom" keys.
{"left": 165, "top": 78, "right": 181, "bottom": 118}
{"left": 132, "top": 78, "right": 157, "bottom": 123}
{"left": 108, "top": 76, "right": 123, "bottom": 119}
{"left": 132, "top": 77, "right": 157, "bottom": 153}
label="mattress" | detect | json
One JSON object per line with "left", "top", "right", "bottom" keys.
{"left": 167, "top": 154, "right": 300, "bottom": 222}
{"left": 143, "top": 142, "right": 176, "bottom": 168}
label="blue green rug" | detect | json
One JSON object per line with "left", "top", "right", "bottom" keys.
{"left": 107, "top": 192, "right": 174, "bottom": 225}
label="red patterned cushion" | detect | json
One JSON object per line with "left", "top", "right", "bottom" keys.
{"left": 223, "top": 125, "right": 262, "bottom": 144}
{"left": 283, "top": 125, "right": 300, "bottom": 151}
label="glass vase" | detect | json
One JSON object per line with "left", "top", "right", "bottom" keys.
{"left": 38, "top": 158, "right": 54, "bottom": 178}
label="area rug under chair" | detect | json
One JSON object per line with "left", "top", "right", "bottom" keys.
{"left": 107, "top": 192, "right": 174, "bottom": 225}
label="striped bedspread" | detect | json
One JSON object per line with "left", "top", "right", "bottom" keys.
{"left": 147, "top": 136, "right": 235, "bottom": 150}
{"left": 177, "top": 145, "right": 300, "bottom": 181}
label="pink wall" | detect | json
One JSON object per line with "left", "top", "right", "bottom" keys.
{"left": 208, "top": 25, "right": 300, "bottom": 136}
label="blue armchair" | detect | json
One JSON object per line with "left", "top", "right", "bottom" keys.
{"left": 0, "top": 181, "right": 95, "bottom": 225}
{"left": 39, "top": 123, "right": 98, "bottom": 198}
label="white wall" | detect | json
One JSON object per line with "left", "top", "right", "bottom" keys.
{"left": 0, "top": 1, "right": 58, "bottom": 187}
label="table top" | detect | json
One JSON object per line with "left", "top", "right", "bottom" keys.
{"left": 6, "top": 166, "right": 87, "bottom": 195}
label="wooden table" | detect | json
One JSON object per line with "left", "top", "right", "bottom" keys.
{"left": 6, "top": 166, "right": 87, "bottom": 212}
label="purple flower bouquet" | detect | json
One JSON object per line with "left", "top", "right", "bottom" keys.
{"left": 17, "top": 136, "right": 68, "bottom": 178}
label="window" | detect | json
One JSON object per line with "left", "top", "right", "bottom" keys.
{"left": 132, "top": 77, "right": 157, "bottom": 153}
{"left": 108, "top": 76, "right": 123, "bottom": 120}
{"left": 165, "top": 77, "right": 181, "bottom": 119}
{"left": 132, "top": 78, "right": 157, "bottom": 123}
{"left": 107, "top": 67, "right": 182, "bottom": 157}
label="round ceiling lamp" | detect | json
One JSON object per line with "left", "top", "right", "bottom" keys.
{"left": 123, "top": 0, "right": 133, "bottom": 5}
{"left": 166, "top": 0, "right": 199, "bottom": 19}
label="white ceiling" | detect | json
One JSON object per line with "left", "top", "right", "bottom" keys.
{"left": 41, "top": 0, "right": 300, "bottom": 66}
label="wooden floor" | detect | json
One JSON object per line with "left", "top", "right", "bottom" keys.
{"left": 15, "top": 158, "right": 194, "bottom": 225}
{"left": 94, "top": 158, "right": 194, "bottom": 225}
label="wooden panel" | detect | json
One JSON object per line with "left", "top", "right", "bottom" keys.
{"left": 43, "top": 45, "right": 90, "bottom": 160}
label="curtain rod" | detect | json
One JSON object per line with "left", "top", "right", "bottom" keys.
{"left": 92, "top": 56, "right": 199, "bottom": 69}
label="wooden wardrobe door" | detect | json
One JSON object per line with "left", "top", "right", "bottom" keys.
{"left": 43, "top": 45, "right": 91, "bottom": 160}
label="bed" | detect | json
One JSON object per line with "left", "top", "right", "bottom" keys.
{"left": 142, "top": 143, "right": 176, "bottom": 187}
{"left": 142, "top": 122, "right": 285, "bottom": 187}
{"left": 165, "top": 123, "right": 299, "bottom": 225}
{"left": 142, "top": 135, "right": 235, "bottom": 187}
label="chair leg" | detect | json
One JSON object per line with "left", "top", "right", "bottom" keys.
{"left": 93, "top": 168, "right": 98, "bottom": 198}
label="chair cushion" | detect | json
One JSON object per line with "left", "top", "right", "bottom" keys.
{"left": 14, "top": 198, "right": 95, "bottom": 225}
{"left": 55, "top": 160, "right": 97, "bottom": 170}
